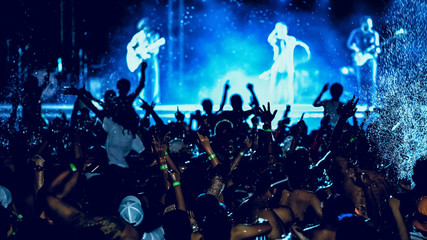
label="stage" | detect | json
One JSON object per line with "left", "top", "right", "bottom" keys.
{"left": 1, "top": 0, "right": 426, "bottom": 181}
{"left": 0, "top": 103, "right": 372, "bottom": 133}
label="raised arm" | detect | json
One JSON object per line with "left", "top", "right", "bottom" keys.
{"left": 229, "top": 138, "right": 252, "bottom": 175}
{"left": 389, "top": 197, "right": 409, "bottom": 240}
{"left": 313, "top": 83, "right": 328, "bottom": 107}
{"left": 168, "top": 171, "right": 185, "bottom": 211}
{"left": 44, "top": 169, "right": 81, "bottom": 223}
{"left": 258, "top": 103, "right": 278, "bottom": 158}
{"left": 328, "top": 96, "right": 358, "bottom": 150}
{"left": 197, "top": 132, "right": 221, "bottom": 168}
{"left": 296, "top": 40, "right": 311, "bottom": 61}
{"left": 141, "top": 99, "right": 164, "bottom": 126}
{"left": 289, "top": 113, "right": 305, "bottom": 154}
{"left": 247, "top": 83, "right": 259, "bottom": 109}
{"left": 77, "top": 91, "right": 105, "bottom": 120}
{"left": 32, "top": 155, "right": 46, "bottom": 194}
{"left": 129, "top": 61, "right": 147, "bottom": 102}
{"left": 217, "top": 80, "right": 230, "bottom": 113}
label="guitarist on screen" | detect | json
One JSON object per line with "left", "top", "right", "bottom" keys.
{"left": 126, "top": 18, "right": 164, "bottom": 104}
{"left": 347, "top": 16, "right": 380, "bottom": 108}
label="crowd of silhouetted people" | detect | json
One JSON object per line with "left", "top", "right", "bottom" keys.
{"left": 0, "top": 63, "right": 426, "bottom": 240}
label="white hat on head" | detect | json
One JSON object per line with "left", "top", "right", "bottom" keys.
{"left": 0, "top": 185, "right": 12, "bottom": 209}
{"left": 119, "top": 195, "right": 144, "bottom": 226}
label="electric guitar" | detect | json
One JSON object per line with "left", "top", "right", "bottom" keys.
{"left": 126, "top": 37, "right": 165, "bottom": 72}
{"left": 353, "top": 28, "right": 407, "bottom": 66}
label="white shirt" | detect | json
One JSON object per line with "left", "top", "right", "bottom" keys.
{"left": 103, "top": 117, "right": 145, "bottom": 168}
{"left": 142, "top": 227, "right": 165, "bottom": 240}
{"left": 320, "top": 100, "right": 343, "bottom": 127}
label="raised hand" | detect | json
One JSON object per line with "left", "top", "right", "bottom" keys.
{"left": 321, "top": 83, "right": 329, "bottom": 93}
{"left": 224, "top": 80, "right": 231, "bottom": 91}
{"left": 246, "top": 83, "right": 254, "bottom": 91}
{"left": 152, "top": 133, "right": 169, "bottom": 160}
{"left": 258, "top": 102, "right": 278, "bottom": 124}
{"left": 338, "top": 96, "right": 359, "bottom": 119}
{"left": 297, "top": 113, "right": 306, "bottom": 134}
{"left": 244, "top": 138, "right": 253, "bottom": 150}
{"left": 196, "top": 132, "right": 210, "bottom": 148}
{"left": 140, "top": 99, "right": 155, "bottom": 112}
{"left": 175, "top": 107, "right": 185, "bottom": 122}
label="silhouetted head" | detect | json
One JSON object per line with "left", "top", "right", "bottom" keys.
{"left": 214, "top": 119, "right": 233, "bottom": 138}
{"left": 112, "top": 107, "right": 140, "bottom": 135}
{"left": 360, "top": 16, "right": 373, "bottom": 32}
{"left": 230, "top": 94, "right": 243, "bottom": 111}
{"left": 104, "top": 90, "right": 116, "bottom": 103}
{"left": 202, "top": 99, "right": 213, "bottom": 114}
{"left": 253, "top": 170, "right": 279, "bottom": 197}
{"left": 330, "top": 83, "right": 343, "bottom": 100}
{"left": 116, "top": 79, "right": 131, "bottom": 96}
{"left": 24, "top": 75, "right": 39, "bottom": 89}
{"left": 413, "top": 156, "right": 427, "bottom": 189}
{"left": 163, "top": 210, "right": 192, "bottom": 240}
{"left": 192, "top": 194, "right": 231, "bottom": 240}
{"left": 275, "top": 22, "right": 288, "bottom": 36}
{"left": 136, "top": 18, "right": 149, "bottom": 31}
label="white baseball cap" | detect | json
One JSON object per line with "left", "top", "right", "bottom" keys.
{"left": 118, "top": 195, "right": 144, "bottom": 226}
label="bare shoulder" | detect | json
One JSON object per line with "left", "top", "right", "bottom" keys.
{"left": 273, "top": 207, "right": 294, "bottom": 223}
{"left": 294, "top": 189, "right": 316, "bottom": 199}
{"left": 311, "top": 228, "right": 336, "bottom": 240}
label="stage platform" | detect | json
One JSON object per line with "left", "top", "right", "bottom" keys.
{"left": 0, "top": 103, "right": 370, "bottom": 132}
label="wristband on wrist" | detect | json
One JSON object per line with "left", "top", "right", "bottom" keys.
{"left": 70, "top": 163, "right": 77, "bottom": 172}
{"left": 172, "top": 181, "right": 181, "bottom": 187}
{"left": 239, "top": 151, "right": 245, "bottom": 156}
{"left": 160, "top": 164, "right": 168, "bottom": 170}
{"left": 208, "top": 154, "right": 216, "bottom": 160}
{"left": 264, "top": 129, "right": 272, "bottom": 132}
{"left": 165, "top": 151, "right": 168, "bottom": 156}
